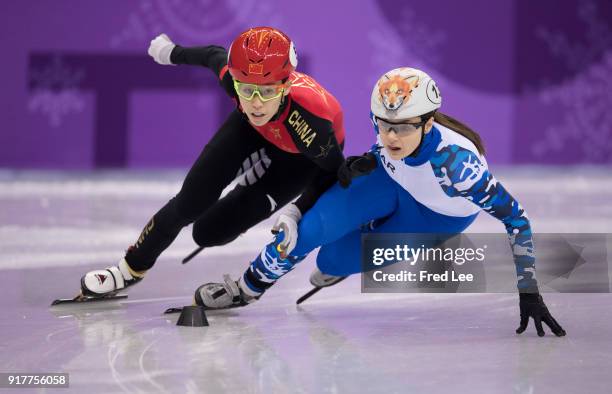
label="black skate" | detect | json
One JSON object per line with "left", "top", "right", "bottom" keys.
{"left": 51, "top": 292, "right": 128, "bottom": 306}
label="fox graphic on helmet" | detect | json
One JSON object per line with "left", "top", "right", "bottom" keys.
{"left": 377, "top": 73, "right": 419, "bottom": 111}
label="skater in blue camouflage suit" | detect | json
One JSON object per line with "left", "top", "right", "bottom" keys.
{"left": 197, "top": 67, "right": 565, "bottom": 337}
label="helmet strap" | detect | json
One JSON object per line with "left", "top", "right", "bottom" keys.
{"left": 270, "top": 90, "right": 288, "bottom": 121}
{"left": 270, "top": 79, "right": 290, "bottom": 121}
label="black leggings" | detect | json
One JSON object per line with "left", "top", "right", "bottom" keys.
{"left": 125, "top": 110, "right": 320, "bottom": 271}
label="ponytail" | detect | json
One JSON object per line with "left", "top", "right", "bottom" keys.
{"left": 432, "top": 112, "right": 486, "bottom": 156}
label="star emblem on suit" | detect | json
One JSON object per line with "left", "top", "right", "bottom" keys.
{"left": 315, "top": 136, "right": 334, "bottom": 158}
{"left": 269, "top": 127, "right": 282, "bottom": 139}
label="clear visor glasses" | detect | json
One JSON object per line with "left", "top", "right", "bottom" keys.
{"left": 376, "top": 117, "right": 427, "bottom": 136}
{"left": 233, "top": 80, "right": 286, "bottom": 101}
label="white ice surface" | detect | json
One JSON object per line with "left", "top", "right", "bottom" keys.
{"left": 0, "top": 168, "right": 611, "bottom": 393}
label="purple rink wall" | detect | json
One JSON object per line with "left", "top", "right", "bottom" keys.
{"left": 1, "top": 0, "right": 611, "bottom": 169}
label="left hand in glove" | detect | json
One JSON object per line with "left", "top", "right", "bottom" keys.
{"left": 337, "top": 152, "right": 378, "bottom": 188}
{"left": 271, "top": 203, "right": 302, "bottom": 257}
{"left": 147, "top": 33, "right": 176, "bottom": 65}
{"left": 516, "top": 293, "right": 566, "bottom": 337}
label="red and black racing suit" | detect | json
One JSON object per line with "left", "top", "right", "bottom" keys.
{"left": 126, "top": 44, "right": 345, "bottom": 271}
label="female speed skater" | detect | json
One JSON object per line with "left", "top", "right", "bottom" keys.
{"left": 78, "top": 27, "right": 346, "bottom": 299}
{"left": 196, "top": 67, "right": 566, "bottom": 338}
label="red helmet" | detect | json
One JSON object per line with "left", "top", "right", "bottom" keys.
{"left": 227, "top": 26, "right": 298, "bottom": 84}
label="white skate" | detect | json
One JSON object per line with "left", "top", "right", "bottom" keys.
{"left": 194, "top": 274, "right": 260, "bottom": 310}
{"left": 296, "top": 268, "right": 348, "bottom": 305}
{"left": 80, "top": 258, "right": 144, "bottom": 297}
{"left": 309, "top": 268, "right": 345, "bottom": 288}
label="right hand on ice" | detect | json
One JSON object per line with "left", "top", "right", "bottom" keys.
{"left": 337, "top": 152, "right": 378, "bottom": 188}
{"left": 271, "top": 203, "right": 302, "bottom": 256}
{"left": 516, "top": 293, "right": 566, "bottom": 337}
{"left": 148, "top": 33, "right": 176, "bottom": 65}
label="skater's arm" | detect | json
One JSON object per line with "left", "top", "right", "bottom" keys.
{"left": 294, "top": 124, "right": 345, "bottom": 213}
{"left": 433, "top": 148, "right": 537, "bottom": 292}
{"left": 169, "top": 45, "right": 234, "bottom": 97}
{"left": 148, "top": 34, "right": 234, "bottom": 97}
{"left": 170, "top": 45, "right": 228, "bottom": 77}
{"left": 287, "top": 87, "right": 345, "bottom": 213}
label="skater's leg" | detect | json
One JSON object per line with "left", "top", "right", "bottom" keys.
{"left": 292, "top": 165, "right": 397, "bottom": 256}
{"left": 192, "top": 150, "right": 319, "bottom": 248}
{"left": 242, "top": 165, "right": 398, "bottom": 294}
{"left": 81, "top": 111, "right": 263, "bottom": 296}
{"left": 315, "top": 190, "right": 479, "bottom": 276}
{"left": 125, "top": 110, "right": 262, "bottom": 271}
{"left": 190, "top": 153, "right": 326, "bottom": 309}
{"left": 316, "top": 230, "right": 363, "bottom": 276}
{"left": 376, "top": 191, "right": 478, "bottom": 234}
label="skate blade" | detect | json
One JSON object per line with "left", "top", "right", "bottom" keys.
{"left": 164, "top": 303, "right": 243, "bottom": 314}
{"left": 51, "top": 292, "right": 128, "bottom": 306}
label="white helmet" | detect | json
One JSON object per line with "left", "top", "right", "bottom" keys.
{"left": 370, "top": 67, "right": 441, "bottom": 120}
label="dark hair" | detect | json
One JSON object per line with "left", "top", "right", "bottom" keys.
{"left": 425, "top": 112, "right": 486, "bottom": 156}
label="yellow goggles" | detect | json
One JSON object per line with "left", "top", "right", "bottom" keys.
{"left": 233, "top": 80, "right": 286, "bottom": 101}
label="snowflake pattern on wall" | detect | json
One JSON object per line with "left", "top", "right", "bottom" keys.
{"left": 110, "top": 0, "right": 284, "bottom": 111}
{"left": 28, "top": 56, "right": 86, "bottom": 128}
{"left": 367, "top": 6, "right": 445, "bottom": 89}
{"left": 531, "top": 1, "right": 612, "bottom": 162}
{"left": 111, "top": 0, "right": 281, "bottom": 48}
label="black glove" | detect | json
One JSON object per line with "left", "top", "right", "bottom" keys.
{"left": 516, "top": 293, "right": 566, "bottom": 337}
{"left": 337, "top": 152, "right": 378, "bottom": 188}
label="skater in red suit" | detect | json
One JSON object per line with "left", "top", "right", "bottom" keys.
{"left": 78, "top": 27, "right": 345, "bottom": 299}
